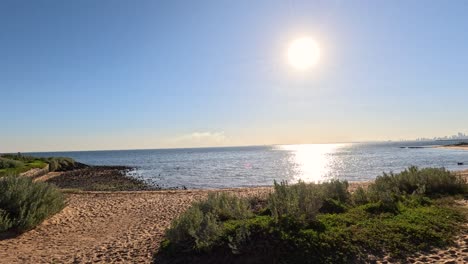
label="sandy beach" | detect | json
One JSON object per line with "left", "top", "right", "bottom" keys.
{"left": 0, "top": 187, "right": 270, "bottom": 264}
{"left": 437, "top": 145, "right": 468, "bottom": 151}
{"left": 0, "top": 174, "right": 466, "bottom": 263}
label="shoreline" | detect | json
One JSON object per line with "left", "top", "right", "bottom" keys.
{"left": 38, "top": 166, "right": 463, "bottom": 193}
{"left": 35, "top": 165, "right": 375, "bottom": 193}
{"left": 59, "top": 181, "right": 373, "bottom": 194}
{"left": 436, "top": 145, "right": 468, "bottom": 151}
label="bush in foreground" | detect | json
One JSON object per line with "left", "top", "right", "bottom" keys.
{"left": 0, "top": 174, "right": 65, "bottom": 233}
{"left": 156, "top": 167, "right": 467, "bottom": 263}
{"left": 268, "top": 181, "right": 323, "bottom": 224}
{"left": 369, "top": 166, "right": 467, "bottom": 197}
{"left": 268, "top": 180, "right": 349, "bottom": 225}
{"left": 165, "top": 193, "right": 252, "bottom": 252}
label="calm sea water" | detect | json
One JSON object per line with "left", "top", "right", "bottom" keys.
{"left": 28, "top": 141, "right": 468, "bottom": 189}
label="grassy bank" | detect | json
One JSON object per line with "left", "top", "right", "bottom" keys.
{"left": 155, "top": 167, "right": 468, "bottom": 263}
{"left": 0, "top": 155, "right": 47, "bottom": 176}
{"left": 0, "top": 153, "right": 86, "bottom": 176}
{"left": 0, "top": 153, "right": 151, "bottom": 191}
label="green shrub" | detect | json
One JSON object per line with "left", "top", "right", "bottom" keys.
{"left": 0, "top": 208, "right": 12, "bottom": 232}
{"left": 1, "top": 154, "right": 36, "bottom": 163}
{"left": 318, "top": 203, "right": 463, "bottom": 259}
{"left": 361, "top": 201, "right": 399, "bottom": 214}
{"left": 1, "top": 154, "right": 82, "bottom": 172}
{"left": 268, "top": 181, "right": 323, "bottom": 224}
{"left": 199, "top": 193, "right": 253, "bottom": 221}
{"left": 157, "top": 168, "right": 467, "bottom": 263}
{"left": 227, "top": 224, "right": 252, "bottom": 254}
{"left": 0, "top": 175, "right": 65, "bottom": 232}
{"left": 0, "top": 158, "right": 24, "bottom": 169}
{"left": 352, "top": 186, "right": 369, "bottom": 205}
{"left": 400, "top": 195, "right": 432, "bottom": 208}
{"left": 45, "top": 157, "right": 77, "bottom": 171}
{"left": 321, "top": 179, "right": 350, "bottom": 203}
{"left": 225, "top": 216, "right": 276, "bottom": 256}
{"left": 165, "top": 193, "right": 251, "bottom": 252}
{"left": 48, "top": 159, "right": 59, "bottom": 171}
{"left": 319, "top": 198, "right": 347, "bottom": 214}
{"left": 268, "top": 180, "right": 350, "bottom": 224}
{"left": 248, "top": 195, "right": 269, "bottom": 215}
{"left": 371, "top": 166, "right": 467, "bottom": 197}
{"left": 165, "top": 206, "right": 222, "bottom": 252}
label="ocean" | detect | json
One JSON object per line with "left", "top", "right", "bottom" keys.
{"left": 29, "top": 141, "right": 468, "bottom": 189}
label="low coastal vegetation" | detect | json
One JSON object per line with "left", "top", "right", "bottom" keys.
{"left": 0, "top": 153, "right": 86, "bottom": 176}
{"left": 0, "top": 154, "right": 89, "bottom": 234}
{"left": 0, "top": 173, "right": 65, "bottom": 233}
{"left": 0, "top": 155, "right": 47, "bottom": 176}
{"left": 156, "top": 167, "right": 468, "bottom": 263}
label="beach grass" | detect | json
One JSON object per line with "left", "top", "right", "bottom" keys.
{"left": 155, "top": 167, "right": 468, "bottom": 263}
{"left": 0, "top": 158, "right": 47, "bottom": 176}
{"left": 0, "top": 173, "right": 65, "bottom": 233}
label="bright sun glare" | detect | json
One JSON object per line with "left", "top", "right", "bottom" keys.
{"left": 287, "top": 37, "right": 320, "bottom": 70}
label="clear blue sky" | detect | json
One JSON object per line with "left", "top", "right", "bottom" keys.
{"left": 1, "top": 0, "right": 468, "bottom": 152}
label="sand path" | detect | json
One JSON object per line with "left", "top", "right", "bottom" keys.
{"left": 0, "top": 188, "right": 269, "bottom": 264}
{"left": 34, "top": 171, "right": 63, "bottom": 182}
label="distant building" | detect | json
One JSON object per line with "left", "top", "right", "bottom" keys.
{"left": 414, "top": 132, "right": 468, "bottom": 141}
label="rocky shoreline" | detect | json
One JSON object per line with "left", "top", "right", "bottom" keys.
{"left": 43, "top": 166, "right": 151, "bottom": 191}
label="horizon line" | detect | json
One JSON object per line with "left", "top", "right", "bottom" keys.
{"left": 3, "top": 138, "right": 462, "bottom": 154}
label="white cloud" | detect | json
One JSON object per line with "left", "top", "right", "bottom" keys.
{"left": 170, "top": 131, "right": 228, "bottom": 147}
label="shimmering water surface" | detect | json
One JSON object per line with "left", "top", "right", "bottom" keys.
{"left": 29, "top": 141, "right": 468, "bottom": 189}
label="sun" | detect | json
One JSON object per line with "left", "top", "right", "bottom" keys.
{"left": 287, "top": 37, "right": 320, "bottom": 70}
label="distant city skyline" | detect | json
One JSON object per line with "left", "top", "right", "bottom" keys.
{"left": 415, "top": 132, "right": 468, "bottom": 142}
{"left": 3, "top": 132, "right": 468, "bottom": 154}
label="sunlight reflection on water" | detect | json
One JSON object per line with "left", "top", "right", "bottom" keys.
{"left": 277, "top": 144, "right": 347, "bottom": 183}
{"left": 29, "top": 141, "right": 468, "bottom": 189}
